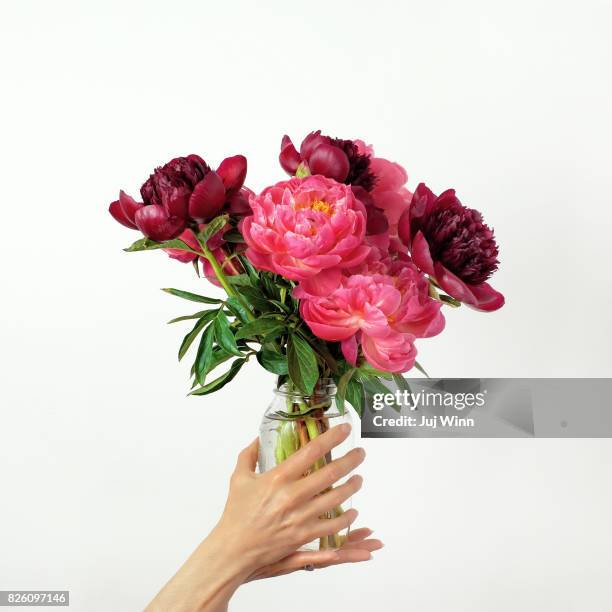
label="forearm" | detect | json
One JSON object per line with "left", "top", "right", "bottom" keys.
{"left": 145, "top": 528, "right": 251, "bottom": 612}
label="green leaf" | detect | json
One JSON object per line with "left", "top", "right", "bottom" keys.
{"left": 361, "top": 375, "right": 402, "bottom": 412}
{"left": 194, "top": 324, "right": 215, "bottom": 385}
{"left": 189, "top": 358, "right": 247, "bottom": 396}
{"left": 257, "top": 349, "right": 288, "bottom": 375}
{"left": 346, "top": 378, "right": 364, "bottom": 418}
{"left": 196, "top": 215, "right": 229, "bottom": 246}
{"left": 439, "top": 294, "right": 461, "bottom": 308}
{"left": 235, "top": 318, "right": 286, "bottom": 341}
{"left": 336, "top": 367, "right": 357, "bottom": 415}
{"left": 239, "top": 286, "right": 272, "bottom": 312}
{"left": 261, "top": 274, "right": 282, "bottom": 300}
{"left": 178, "top": 310, "right": 218, "bottom": 361}
{"left": 213, "top": 311, "right": 242, "bottom": 357}
{"left": 167, "top": 310, "right": 213, "bottom": 324}
{"left": 287, "top": 333, "right": 318, "bottom": 395}
{"left": 360, "top": 375, "right": 392, "bottom": 397}
{"left": 162, "top": 288, "right": 222, "bottom": 304}
{"left": 226, "top": 274, "right": 253, "bottom": 287}
{"left": 209, "top": 346, "right": 233, "bottom": 372}
{"left": 237, "top": 254, "right": 260, "bottom": 284}
{"left": 225, "top": 297, "right": 252, "bottom": 323}
{"left": 222, "top": 230, "right": 245, "bottom": 243}
{"left": 414, "top": 360, "right": 430, "bottom": 378}
{"left": 124, "top": 237, "right": 198, "bottom": 253}
{"left": 392, "top": 373, "right": 412, "bottom": 392}
{"left": 358, "top": 362, "right": 393, "bottom": 380}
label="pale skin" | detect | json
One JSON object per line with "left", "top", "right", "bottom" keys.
{"left": 146, "top": 423, "right": 383, "bottom": 611}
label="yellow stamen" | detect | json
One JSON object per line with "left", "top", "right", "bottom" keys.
{"left": 311, "top": 199, "right": 334, "bottom": 215}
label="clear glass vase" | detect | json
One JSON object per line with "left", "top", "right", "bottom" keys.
{"left": 258, "top": 378, "right": 354, "bottom": 551}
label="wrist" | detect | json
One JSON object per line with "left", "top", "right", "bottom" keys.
{"left": 146, "top": 527, "right": 252, "bottom": 612}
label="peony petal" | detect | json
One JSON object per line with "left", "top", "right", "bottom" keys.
{"left": 465, "top": 282, "right": 505, "bottom": 311}
{"left": 134, "top": 205, "right": 185, "bottom": 241}
{"left": 364, "top": 204, "right": 389, "bottom": 235}
{"left": 397, "top": 207, "right": 411, "bottom": 247}
{"left": 227, "top": 190, "right": 252, "bottom": 215}
{"left": 411, "top": 231, "right": 436, "bottom": 276}
{"left": 341, "top": 335, "right": 359, "bottom": 365}
{"left": 372, "top": 190, "right": 409, "bottom": 225}
{"left": 279, "top": 135, "right": 301, "bottom": 174}
{"left": 217, "top": 155, "right": 247, "bottom": 194}
{"left": 369, "top": 158, "right": 408, "bottom": 194}
{"left": 109, "top": 200, "right": 137, "bottom": 229}
{"left": 434, "top": 262, "right": 504, "bottom": 311}
{"left": 296, "top": 267, "right": 343, "bottom": 297}
{"left": 308, "top": 144, "right": 350, "bottom": 183}
{"left": 118, "top": 190, "right": 144, "bottom": 225}
{"left": 300, "top": 131, "right": 325, "bottom": 159}
{"left": 188, "top": 171, "right": 226, "bottom": 222}
{"left": 163, "top": 189, "right": 190, "bottom": 220}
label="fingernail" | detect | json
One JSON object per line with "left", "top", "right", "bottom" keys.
{"left": 339, "top": 423, "right": 351, "bottom": 434}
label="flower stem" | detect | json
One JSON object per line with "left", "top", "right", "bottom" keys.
{"left": 200, "top": 244, "right": 255, "bottom": 321}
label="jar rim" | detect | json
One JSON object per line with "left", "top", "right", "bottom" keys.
{"left": 274, "top": 378, "right": 337, "bottom": 400}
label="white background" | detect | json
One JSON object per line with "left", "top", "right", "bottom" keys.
{"left": 1, "top": 1, "right": 611, "bottom": 610}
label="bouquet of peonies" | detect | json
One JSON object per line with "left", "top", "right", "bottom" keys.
{"left": 109, "top": 130, "right": 504, "bottom": 412}
{"left": 110, "top": 131, "right": 504, "bottom": 549}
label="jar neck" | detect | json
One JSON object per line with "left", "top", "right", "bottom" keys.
{"left": 274, "top": 377, "right": 336, "bottom": 403}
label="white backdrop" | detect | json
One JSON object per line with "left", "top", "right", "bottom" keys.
{"left": 1, "top": 1, "right": 611, "bottom": 610}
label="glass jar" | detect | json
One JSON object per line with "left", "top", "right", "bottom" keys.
{"left": 258, "top": 378, "right": 354, "bottom": 551}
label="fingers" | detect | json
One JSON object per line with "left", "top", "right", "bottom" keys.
{"left": 253, "top": 549, "right": 340, "bottom": 580}
{"left": 315, "top": 545, "right": 373, "bottom": 568}
{"left": 234, "top": 437, "right": 259, "bottom": 474}
{"left": 250, "top": 529, "right": 383, "bottom": 580}
{"left": 304, "top": 508, "right": 358, "bottom": 542}
{"left": 276, "top": 423, "right": 351, "bottom": 481}
{"left": 302, "top": 475, "right": 363, "bottom": 519}
{"left": 294, "top": 446, "right": 365, "bottom": 501}
{"left": 342, "top": 538, "right": 384, "bottom": 553}
{"left": 345, "top": 527, "right": 373, "bottom": 543}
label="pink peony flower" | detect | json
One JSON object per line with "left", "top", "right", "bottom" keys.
{"left": 241, "top": 176, "right": 370, "bottom": 281}
{"left": 398, "top": 183, "right": 504, "bottom": 311}
{"left": 294, "top": 257, "right": 444, "bottom": 373}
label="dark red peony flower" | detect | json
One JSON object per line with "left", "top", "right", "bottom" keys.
{"left": 279, "top": 131, "right": 376, "bottom": 190}
{"left": 398, "top": 183, "right": 504, "bottom": 311}
{"left": 109, "top": 154, "right": 248, "bottom": 241}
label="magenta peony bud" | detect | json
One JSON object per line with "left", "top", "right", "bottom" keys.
{"left": 216, "top": 155, "right": 247, "bottom": 195}
{"left": 134, "top": 205, "right": 185, "bottom": 241}
{"left": 308, "top": 143, "right": 350, "bottom": 182}
{"left": 279, "top": 131, "right": 376, "bottom": 191}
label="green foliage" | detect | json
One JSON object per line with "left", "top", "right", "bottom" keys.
{"left": 124, "top": 237, "right": 197, "bottom": 253}
{"left": 162, "top": 288, "right": 222, "bottom": 304}
{"left": 256, "top": 349, "right": 288, "bottom": 375}
{"left": 196, "top": 215, "right": 229, "bottom": 246}
{"left": 287, "top": 333, "right": 318, "bottom": 395}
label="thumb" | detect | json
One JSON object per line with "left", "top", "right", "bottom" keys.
{"left": 235, "top": 437, "right": 259, "bottom": 474}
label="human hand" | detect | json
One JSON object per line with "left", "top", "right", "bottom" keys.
{"left": 146, "top": 423, "right": 378, "bottom": 612}
{"left": 215, "top": 422, "right": 366, "bottom": 571}
{"left": 246, "top": 527, "right": 384, "bottom": 580}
